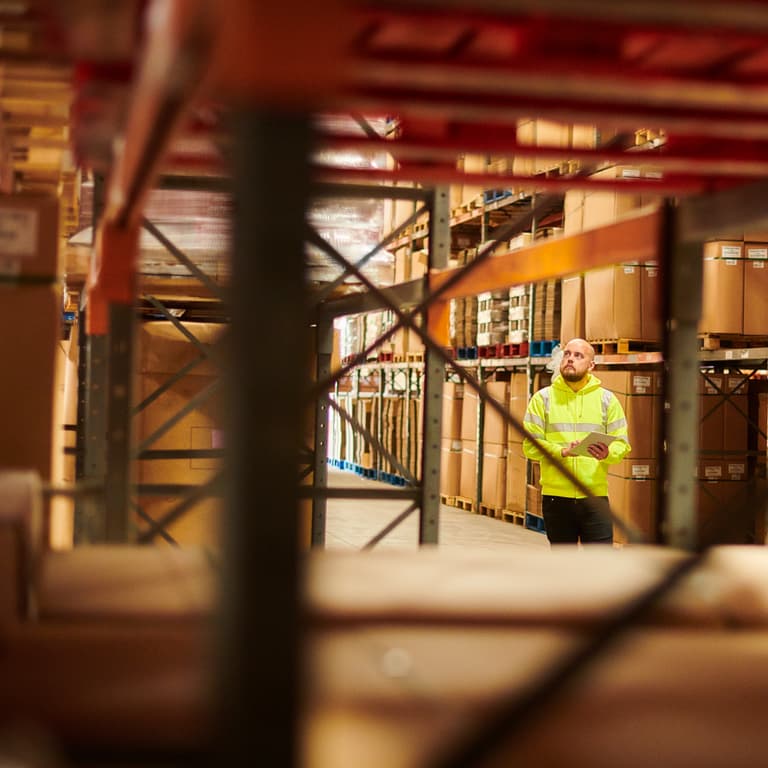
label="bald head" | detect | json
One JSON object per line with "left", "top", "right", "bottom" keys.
{"left": 560, "top": 338, "right": 596, "bottom": 385}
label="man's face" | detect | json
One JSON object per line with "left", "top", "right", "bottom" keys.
{"left": 560, "top": 342, "right": 594, "bottom": 382}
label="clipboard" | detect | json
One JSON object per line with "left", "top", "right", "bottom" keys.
{"left": 568, "top": 432, "right": 617, "bottom": 457}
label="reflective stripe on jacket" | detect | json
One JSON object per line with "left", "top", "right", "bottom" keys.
{"left": 522, "top": 373, "right": 631, "bottom": 498}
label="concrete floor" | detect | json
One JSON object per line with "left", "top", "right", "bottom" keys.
{"left": 325, "top": 468, "right": 549, "bottom": 551}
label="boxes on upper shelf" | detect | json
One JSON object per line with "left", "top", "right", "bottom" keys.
{"left": 744, "top": 243, "right": 768, "bottom": 335}
{"left": 700, "top": 241, "right": 744, "bottom": 335}
{"left": 584, "top": 264, "right": 642, "bottom": 340}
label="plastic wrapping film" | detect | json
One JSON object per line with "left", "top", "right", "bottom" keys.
{"left": 309, "top": 115, "right": 395, "bottom": 290}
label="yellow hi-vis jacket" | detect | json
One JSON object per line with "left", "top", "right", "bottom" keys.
{"left": 523, "top": 373, "right": 631, "bottom": 498}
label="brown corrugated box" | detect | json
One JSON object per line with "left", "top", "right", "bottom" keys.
{"left": 700, "top": 241, "right": 744, "bottom": 335}
{"left": 0, "top": 193, "right": 60, "bottom": 279}
{"left": 698, "top": 373, "right": 725, "bottom": 453}
{"left": 505, "top": 448, "right": 527, "bottom": 513}
{"left": 482, "top": 445, "right": 507, "bottom": 508}
{"left": 0, "top": 285, "right": 59, "bottom": 481}
{"left": 723, "top": 375, "right": 748, "bottom": 453}
{"left": 597, "top": 370, "right": 660, "bottom": 458}
{"left": 584, "top": 264, "right": 642, "bottom": 340}
{"left": 483, "top": 381, "right": 509, "bottom": 446}
{"left": 743, "top": 243, "right": 768, "bottom": 335}
{"left": 560, "top": 274, "right": 585, "bottom": 342}
{"left": 607, "top": 459, "right": 657, "bottom": 544}
{"left": 441, "top": 382, "right": 463, "bottom": 441}
{"left": 440, "top": 438, "right": 461, "bottom": 497}
{"left": 459, "top": 441, "right": 476, "bottom": 500}
{"left": 526, "top": 483, "right": 542, "bottom": 517}
{"left": 581, "top": 166, "right": 644, "bottom": 231}
{"left": 697, "top": 480, "right": 753, "bottom": 546}
{"left": 137, "top": 322, "right": 224, "bottom": 546}
{"left": 460, "top": 386, "right": 479, "bottom": 442}
{"left": 640, "top": 261, "right": 662, "bottom": 341}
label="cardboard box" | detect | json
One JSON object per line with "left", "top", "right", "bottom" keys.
{"left": 607, "top": 459, "right": 657, "bottom": 544}
{"left": 597, "top": 371, "right": 660, "bottom": 459}
{"left": 459, "top": 442, "right": 477, "bottom": 500}
{"left": 581, "top": 166, "right": 644, "bottom": 231}
{"left": 0, "top": 285, "right": 59, "bottom": 483}
{"left": 483, "top": 380, "right": 510, "bottom": 446}
{"left": 698, "top": 480, "right": 753, "bottom": 546}
{"left": 460, "top": 386, "right": 479, "bottom": 442}
{"left": 136, "top": 321, "right": 224, "bottom": 546}
{"left": 598, "top": 369, "right": 660, "bottom": 396}
{"left": 441, "top": 382, "right": 463, "bottom": 441}
{"left": 640, "top": 261, "right": 662, "bottom": 341}
{"left": 744, "top": 243, "right": 768, "bottom": 335}
{"left": 563, "top": 190, "right": 585, "bottom": 236}
{"left": 526, "top": 483, "right": 542, "bottom": 517}
{"left": 700, "top": 241, "right": 744, "bottom": 335}
{"left": 722, "top": 377, "right": 748, "bottom": 452}
{"left": 505, "top": 446, "right": 527, "bottom": 513}
{"left": 506, "top": 373, "right": 530, "bottom": 443}
{"left": 440, "top": 438, "right": 461, "bottom": 497}
{"left": 0, "top": 193, "right": 60, "bottom": 279}
{"left": 560, "top": 274, "right": 585, "bottom": 342}
{"left": 482, "top": 446, "right": 507, "bottom": 508}
{"left": 584, "top": 264, "right": 642, "bottom": 340}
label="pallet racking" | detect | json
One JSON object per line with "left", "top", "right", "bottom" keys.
{"left": 10, "top": 1, "right": 768, "bottom": 764}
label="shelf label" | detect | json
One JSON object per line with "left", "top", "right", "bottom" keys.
{"left": 721, "top": 245, "right": 741, "bottom": 259}
{"left": 631, "top": 464, "right": 651, "bottom": 478}
{"left": 747, "top": 248, "right": 768, "bottom": 260}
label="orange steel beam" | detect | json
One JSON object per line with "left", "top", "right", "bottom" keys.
{"left": 429, "top": 206, "right": 662, "bottom": 300}
{"left": 206, "top": 0, "right": 352, "bottom": 106}
{"left": 427, "top": 298, "right": 451, "bottom": 347}
{"left": 86, "top": 222, "right": 139, "bottom": 335}
{"left": 103, "top": 0, "right": 212, "bottom": 229}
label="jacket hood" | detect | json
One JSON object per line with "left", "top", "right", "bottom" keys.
{"left": 552, "top": 372, "right": 602, "bottom": 394}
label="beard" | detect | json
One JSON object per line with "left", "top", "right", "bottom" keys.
{"left": 561, "top": 367, "right": 585, "bottom": 382}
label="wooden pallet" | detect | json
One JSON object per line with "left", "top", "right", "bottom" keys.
{"left": 455, "top": 496, "right": 476, "bottom": 513}
{"left": 698, "top": 334, "right": 768, "bottom": 351}
{"left": 479, "top": 503, "right": 502, "bottom": 519}
{"left": 501, "top": 508, "right": 526, "bottom": 526}
{"left": 590, "top": 338, "right": 661, "bottom": 355}
{"left": 440, "top": 494, "right": 457, "bottom": 508}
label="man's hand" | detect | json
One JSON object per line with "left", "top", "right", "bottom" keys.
{"left": 561, "top": 440, "right": 580, "bottom": 457}
{"left": 587, "top": 441, "right": 609, "bottom": 460}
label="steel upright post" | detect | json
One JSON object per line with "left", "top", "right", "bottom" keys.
{"left": 312, "top": 317, "right": 333, "bottom": 546}
{"left": 661, "top": 206, "right": 704, "bottom": 550}
{"left": 217, "top": 109, "right": 311, "bottom": 767}
{"left": 420, "top": 186, "right": 450, "bottom": 544}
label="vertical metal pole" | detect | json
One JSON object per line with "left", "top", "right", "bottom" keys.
{"left": 312, "top": 317, "right": 332, "bottom": 546}
{"left": 218, "top": 109, "right": 310, "bottom": 767}
{"left": 103, "top": 303, "right": 136, "bottom": 542}
{"left": 377, "top": 363, "right": 385, "bottom": 472}
{"left": 78, "top": 332, "right": 108, "bottom": 542}
{"left": 662, "top": 207, "right": 704, "bottom": 550}
{"left": 405, "top": 361, "right": 413, "bottom": 476}
{"left": 420, "top": 186, "right": 450, "bottom": 544}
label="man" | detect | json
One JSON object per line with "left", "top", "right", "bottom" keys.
{"left": 523, "top": 338, "right": 630, "bottom": 544}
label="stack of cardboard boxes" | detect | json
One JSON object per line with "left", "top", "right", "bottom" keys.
{"left": 599, "top": 369, "right": 662, "bottom": 545}
{"left": 696, "top": 373, "right": 752, "bottom": 544}
{"left": 481, "top": 380, "right": 509, "bottom": 510}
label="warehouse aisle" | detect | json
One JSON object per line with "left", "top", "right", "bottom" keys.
{"left": 325, "top": 468, "right": 548, "bottom": 551}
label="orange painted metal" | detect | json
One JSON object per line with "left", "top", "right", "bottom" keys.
{"left": 86, "top": 222, "right": 139, "bottom": 336}
{"left": 204, "top": 0, "right": 353, "bottom": 106}
{"left": 429, "top": 207, "right": 662, "bottom": 301}
{"left": 103, "top": 0, "right": 211, "bottom": 228}
{"left": 426, "top": 298, "right": 451, "bottom": 347}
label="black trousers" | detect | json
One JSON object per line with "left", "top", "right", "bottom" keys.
{"left": 542, "top": 495, "right": 613, "bottom": 544}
